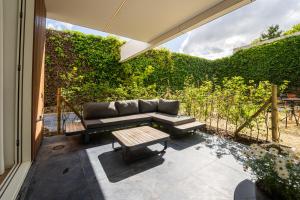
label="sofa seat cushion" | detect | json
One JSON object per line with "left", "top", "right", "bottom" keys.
{"left": 115, "top": 100, "right": 139, "bottom": 116}
{"left": 83, "top": 102, "right": 118, "bottom": 120}
{"left": 84, "top": 114, "right": 151, "bottom": 129}
{"left": 139, "top": 99, "right": 158, "bottom": 113}
{"left": 158, "top": 99, "right": 180, "bottom": 115}
{"left": 148, "top": 112, "right": 195, "bottom": 126}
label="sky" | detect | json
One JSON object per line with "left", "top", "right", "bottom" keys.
{"left": 46, "top": 0, "right": 300, "bottom": 60}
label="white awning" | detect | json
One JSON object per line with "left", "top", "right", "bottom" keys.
{"left": 45, "top": 0, "right": 254, "bottom": 61}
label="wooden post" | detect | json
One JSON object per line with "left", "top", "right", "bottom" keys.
{"left": 61, "top": 96, "right": 84, "bottom": 125}
{"left": 234, "top": 98, "right": 271, "bottom": 136}
{"left": 57, "top": 88, "right": 61, "bottom": 134}
{"left": 271, "top": 84, "right": 279, "bottom": 142}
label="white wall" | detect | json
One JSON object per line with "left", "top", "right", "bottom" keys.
{"left": 0, "top": 0, "right": 5, "bottom": 175}
{"left": 2, "top": 0, "right": 19, "bottom": 169}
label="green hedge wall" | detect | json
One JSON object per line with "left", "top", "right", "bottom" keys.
{"left": 218, "top": 36, "right": 300, "bottom": 86}
{"left": 45, "top": 30, "right": 124, "bottom": 106}
{"left": 45, "top": 29, "right": 300, "bottom": 106}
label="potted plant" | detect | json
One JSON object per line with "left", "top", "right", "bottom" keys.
{"left": 243, "top": 143, "right": 300, "bottom": 200}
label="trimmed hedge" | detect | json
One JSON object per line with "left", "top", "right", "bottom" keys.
{"left": 220, "top": 36, "right": 300, "bottom": 86}
{"left": 45, "top": 29, "right": 300, "bottom": 106}
{"left": 45, "top": 30, "right": 124, "bottom": 106}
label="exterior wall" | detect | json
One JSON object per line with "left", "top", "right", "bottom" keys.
{"left": 31, "top": 0, "right": 46, "bottom": 159}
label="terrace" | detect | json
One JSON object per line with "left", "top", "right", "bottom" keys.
{"left": 1, "top": 0, "right": 299, "bottom": 200}
{"left": 18, "top": 132, "right": 269, "bottom": 200}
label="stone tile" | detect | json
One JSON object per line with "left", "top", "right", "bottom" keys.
{"left": 194, "top": 161, "right": 250, "bottom": 199}
{"left": 151, "top": 149, "right": 216, "bottom": 182}
{"left": 18, "top": 132, "right": 269, "bottom": 200}
{"left": 155, "top": 175, "right": 230, "bottom": 200}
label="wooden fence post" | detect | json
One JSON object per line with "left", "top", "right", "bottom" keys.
{"left": 271, "top": 84, "right": 279, "bottom": 142}
{"left": 234, "top": 98, "right": 271, "bottom": 137}
{"left": 57, "top": 88, "right": 61, "bottom": 134}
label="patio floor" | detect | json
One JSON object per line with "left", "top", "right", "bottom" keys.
{"left": 17, "top": 132, "right": 270, "bottom": 200}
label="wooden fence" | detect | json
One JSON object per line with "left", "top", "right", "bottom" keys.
{"left": 56, "top": 84, "right": 280, "bottom": 142}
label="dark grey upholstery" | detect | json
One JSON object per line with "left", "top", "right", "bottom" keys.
{"left": 80, "top": 99, "right": 202, "bottom": 143}
{"left": 148, "top": 112, "right": 195, "bottom": 126}
{"left": 115, "top": 100, "right": 139, "bottom": 116}
{"left": 83, "top": 102, "right": 118, "bottom": 120}
{"left": 139, "top": 99, "right": 158, "bottom": 113}
{"left": 83, "top": 114, "right": 152, "bottom": 129}
{"left": 158, "top": 99, "right": 180, "bottom": 115}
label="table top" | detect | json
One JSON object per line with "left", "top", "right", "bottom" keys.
{"left": 112, "top": 126, "right": 169, "bottom": 148}
{"left": 280, "top": 98, "right": 300, "bottom": 102}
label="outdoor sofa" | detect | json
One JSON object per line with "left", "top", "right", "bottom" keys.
{"left": 82, "top": 99, "right": 205, "bottom": 143}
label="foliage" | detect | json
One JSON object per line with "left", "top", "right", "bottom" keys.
{"left": 284, "top": 23, "right": 300, "bottom": 36}
{"left": 223, "top": 35, "right": 300, "bottom": 90}
{"left": 45, "top": 29, "right": 299, "bottom": 107}
{"left": 174, "top": 76, "right": 288, "bottom": 138}
{"left": 243, "top": 144, "right": 300, "bottom": 200}
{"left": 260, "top": 25, "right": 282, "bottom": 41}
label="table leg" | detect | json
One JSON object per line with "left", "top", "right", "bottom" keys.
{"left": 112, "top": 138, "right": 121, "bottom": 151}
{"left": 285, "top": 112, "right": 288, "bottom": 128}
{"left": 291, "top": 104, "right": 299, "bottom": 126}
{"left": 161, "top": 140, "right": 168, "bottom": 152}
{"left": 122, "top": 147, "right": 130, "bottom": 162}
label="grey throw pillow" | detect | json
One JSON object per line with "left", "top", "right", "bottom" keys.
{"left": 158, "top": 99, "right": 179, "bottom": 115}
{"left": 139, "top": 99, "right": 158, "bottom": 113}
{"left": 115, "top": 100, "right": 139, "bottom": 116}
{"left": 83, "top": 102, "right": 118, "bottom": 119}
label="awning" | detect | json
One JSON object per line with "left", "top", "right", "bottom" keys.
{"left": 45, "top": 0, "right": 254, "bottom": 62}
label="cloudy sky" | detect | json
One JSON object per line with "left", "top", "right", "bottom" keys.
{"left": 47, "top": 0, "right": 300, "bottom": 60}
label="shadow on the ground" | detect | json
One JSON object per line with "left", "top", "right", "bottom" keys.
{"left": 18, "top": 141, "right": 106, "bottom": 200}
{"left": 167, "top": 133, "right": 207, "bottom": 150}
{"left": 193, "top": 132, "right": 248, "bottom": 163}
{"left": 98, "top": 148, "right": 165, "bottom": 183}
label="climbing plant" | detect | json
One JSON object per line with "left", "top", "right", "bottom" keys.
{"left": 45, "top": 29, "right": 299, "bottom": 107}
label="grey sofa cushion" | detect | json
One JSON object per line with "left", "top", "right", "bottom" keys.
{"left": 83, "top": 102, "right": 118, "bottom": 120}
{"left": 158, "top": 99, "right": 180, "bottom": 115}
{"left": 148, "top": 112, "right": 195, "bottom": 126}
{"left": 139, "top": 99, "right": 158, "bottom": 113}
{"left": 83, "top": 114, "right": 152, "bottom": 129}
{"left": 115, "top": 100, "right": 139, "bottom": 116}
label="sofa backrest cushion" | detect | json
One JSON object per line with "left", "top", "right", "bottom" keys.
{"left": 139, "top": 99, "right": 158, "bottom": 113}
{"left": 158, "top": 99, "right": 179, "bottom": 115}
{"left": 83, "top": 102, "right": 118, "bottom": 120}
{"left": 115, "top": 100, "right": 139, "bottom": 116}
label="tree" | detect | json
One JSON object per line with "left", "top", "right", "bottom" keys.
{"left": 260, "top": 25, "right": 282, "bottom": 40}
{"left": 251, "top": 38, "right": 261, "bottom": 45}
{"left": 284, "top": 23, "right": 300, "bottom": 36}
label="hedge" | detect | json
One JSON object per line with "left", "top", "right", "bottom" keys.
{"left": 45, "top": 29, "right": 300, "bottom": 106}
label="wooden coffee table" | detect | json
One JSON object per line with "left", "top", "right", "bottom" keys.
{"left": 112, "top": 126, "right": 169, "bottom": 162}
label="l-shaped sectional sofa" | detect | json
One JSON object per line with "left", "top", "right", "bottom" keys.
{"left": 82, "top": 99, "right": 205, "bottom": 143}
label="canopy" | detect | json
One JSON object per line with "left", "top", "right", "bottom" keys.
{"left": 45, "top": 0, "right": 253, "bottom": 61}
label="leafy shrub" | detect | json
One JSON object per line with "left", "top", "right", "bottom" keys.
{"left": 243, "top": 143, "right": 300, "bottom": 200}
{"left": 174, "top": 76, "right": 288, "bottom": 138}
{"left": 45, "top": 29, "right": 299, "bottom": 107}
